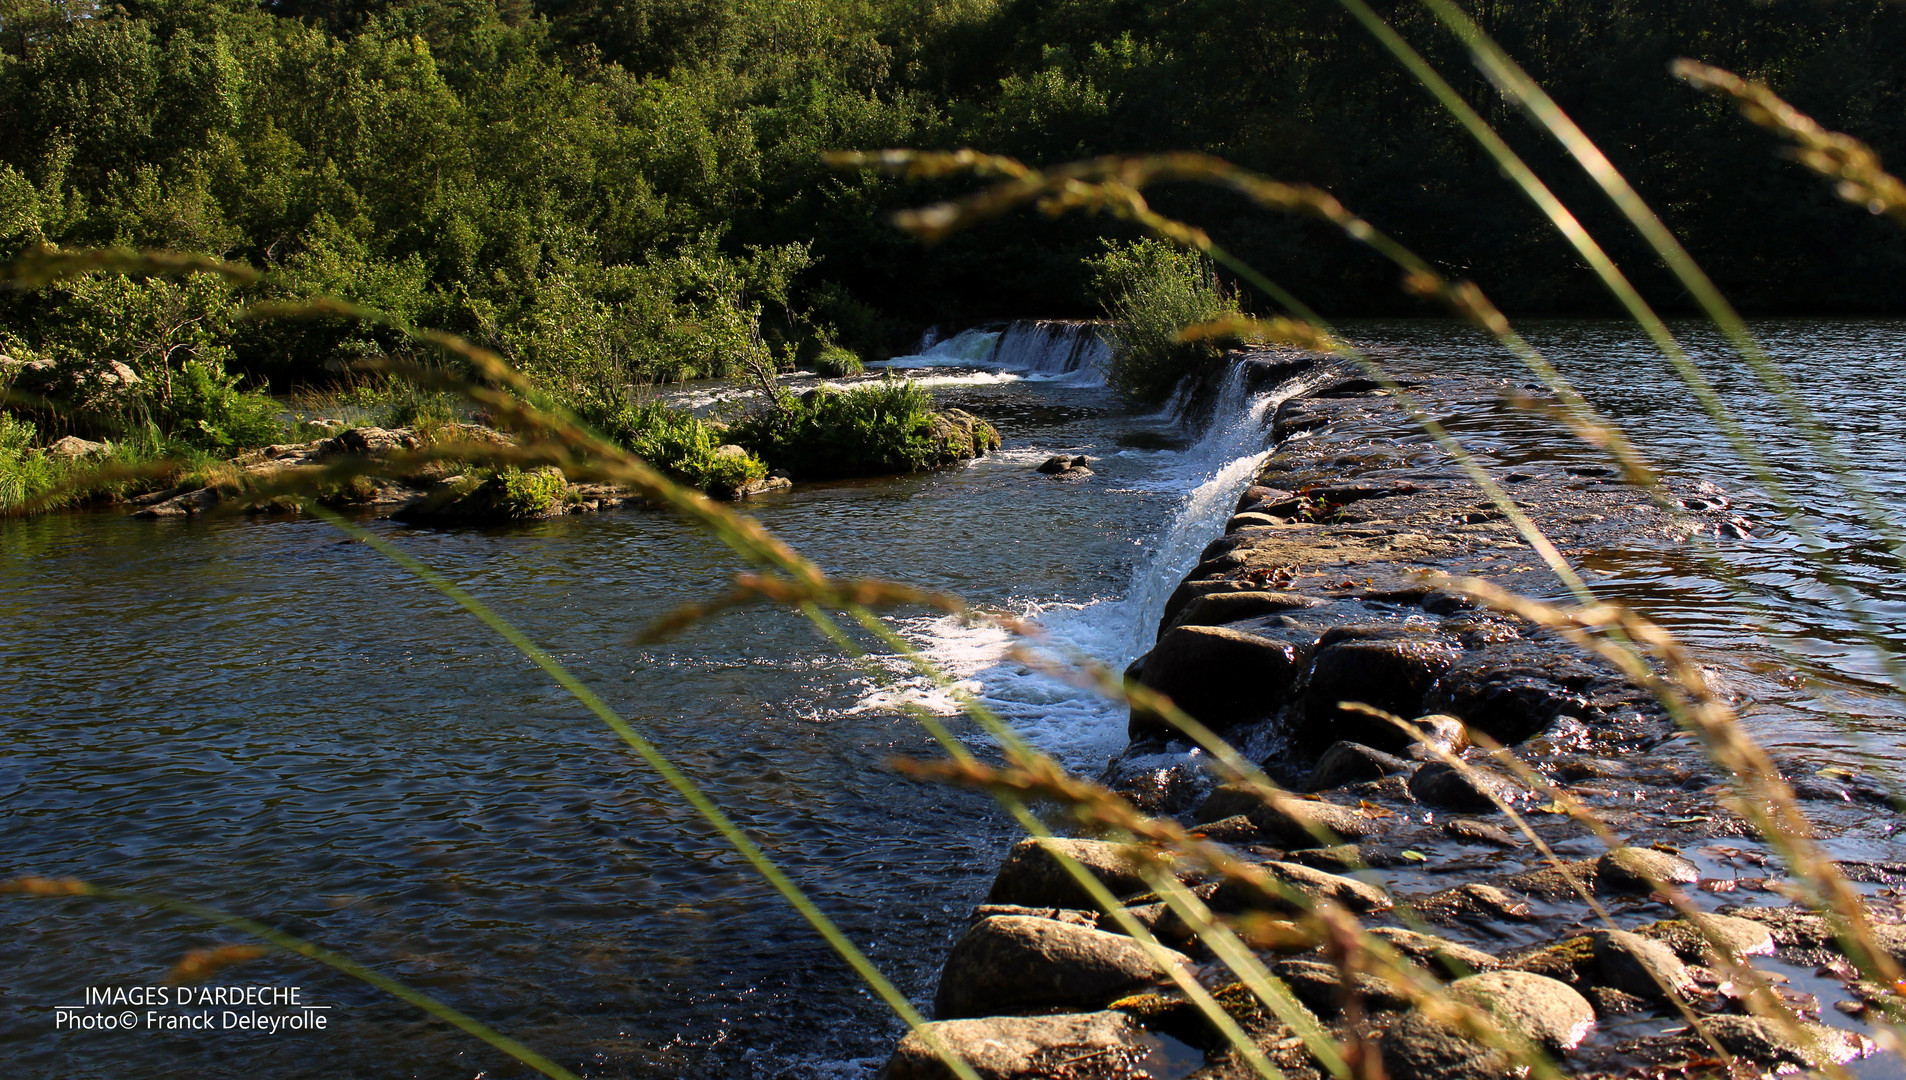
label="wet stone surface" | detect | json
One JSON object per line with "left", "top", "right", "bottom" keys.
{"left": 891, "top": 357, "right": 1906, "bottom": 1080}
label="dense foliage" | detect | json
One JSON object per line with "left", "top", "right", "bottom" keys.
{"left": 732, "top": 381, "right": 992, "bottom": 480}
{"left": 574, "top": 396, "right": 768, "bottom": 495}
{"left": 4, "top": 0, "right": 1905, "bottom": 397}
{"left": 1088, "top": 239, "right": 1237, "bottom": 404}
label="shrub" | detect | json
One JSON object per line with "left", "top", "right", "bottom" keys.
{"left": 495, "top": 467, "right": 568, "bottom": 518}
{"left": 1085, "top": 239, "right": 1239, "bottom": 404}
{"left": 575, "top": 396, "right": 768, "bottom": 496}
{"left": 812, "top": 345, "right": 865, "bottom": 377}
{"left": 0, "top": 413, "right": 56, "bottom": 512}
{"left": 732, "top": 381, "right": 994, "bottom": 480}
{"left": 156, "top": 361, "right": 287, "bottom": 451}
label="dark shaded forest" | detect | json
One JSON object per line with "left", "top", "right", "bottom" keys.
{"left": 3, "top": 0, "right": 1904, "bottom": 386}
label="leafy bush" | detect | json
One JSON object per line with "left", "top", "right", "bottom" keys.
{"left": 158, "top": 360, "right": 287, "bottom": 451}
{"left": 732, "top": 381, "right": 994, "bottom": 480}
{"left": 1086, "top": 239, "right": 1238, "bottom": 404}
{"left": 812, "top": 345, "right": 865, "bottom": 377}
{"left": 576, "top": 396, "right": 768, "bottom": 496}
{"left": 0, "top": 413, "right": 55, "bottom": 512}
{"left": 495, "top": 467, "right": 568, "bottom": 518}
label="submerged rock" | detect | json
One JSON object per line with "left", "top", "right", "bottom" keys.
{"left": 880, "top": 1010, "right": 1146, "bottom": 1080}
{"left": 1035, "top": 453, "right": 1091, "bottom": 476}
{"left": 933, "top": 915, "right": 1185, "bottom": 1019}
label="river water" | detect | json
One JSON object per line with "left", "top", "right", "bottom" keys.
{"left": 2, "top": 319, "right": 1904, "bottom": 1078}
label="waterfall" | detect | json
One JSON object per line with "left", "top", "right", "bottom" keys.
{"left": 857, "top": 351, "right": 1324, "bottom": 766}
{"left": 876, "top": 321, "right": 1110, "bottom": 384}
{"left": 988, "top": 321, "right": 1112, "bottom": 378}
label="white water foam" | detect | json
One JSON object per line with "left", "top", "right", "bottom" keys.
{"left": 873, "top": 322, "right": 1110, "bottom": 387}
{"left": 860, "top": 359, "right": 1320, "bottom": 769}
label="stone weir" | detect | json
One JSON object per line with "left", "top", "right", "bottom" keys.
{"left": 880, "top": 354, "right": 1906, "bottom": 1080}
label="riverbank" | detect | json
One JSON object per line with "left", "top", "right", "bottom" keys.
{"left": 888, "top": 353, "right": 1906, "bottom": 1079}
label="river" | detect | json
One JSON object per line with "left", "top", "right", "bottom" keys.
{"left": 2, "top": 318, "right": 1903, "bottom": 1078}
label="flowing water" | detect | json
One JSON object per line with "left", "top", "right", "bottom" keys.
{"left": 2, "top": 319, "right": 1905, "bottom": 1078}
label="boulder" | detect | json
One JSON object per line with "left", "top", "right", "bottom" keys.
{"left": 1407, "top": 761, "right": 1525, "bottom": 813}
{"left": 1637, "top": 913, "right": 1775, "bottom": 962}
{"left": 1297, "top": 635, "right": 1459, "bottom": 751}
{"left": 1035, "top": 454, "right": 1089, "bottom": 475}
{"left": 1404, "top": 714, "right": 1470, "bottom": 761}
{"left": 985, "top": 837, "right": 1159, "bottom": 909}
{"left": 1131, "top": 625, "right": 1301, "bottom": 737}
{"left": 933, "top": 915, "right": 1187, "bottom": 1019}
{"left": 1446, "top": 970, "right": 1595, "bottom": 1051}
{"left": 47, "top": 435, "right": 107, "bottom": 457}
{"left": 880, "top": 1011, "right": 1146, "bottom": 1080}
{"left": 130, "top": 487, "right": 220, "bottom": 518}
{"left": 1308, "top": 741, "right": 1412, "bottom": 791}
{"left": 1590, "top": 929, "right": 1695, "bottom": 1001}
{"left": 1596, "top": 846, "right": 1700, "bottom": 893}
{"left": 1425, "top": 662, "right": 1589, "bottom": 746}
{"left": 931, "top": 409, "right": 1001, "bottom": 461}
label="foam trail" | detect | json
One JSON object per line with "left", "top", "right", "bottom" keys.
{"left": 862, "top": 361, "right": 1320, "bottom": 768}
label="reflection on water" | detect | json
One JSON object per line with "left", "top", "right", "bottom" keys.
{"left": 1352, "top": 318, "right": 1906, "bottom": 774}
{"left": 0, "top": 374, "right": 1259, "bottom": 1078}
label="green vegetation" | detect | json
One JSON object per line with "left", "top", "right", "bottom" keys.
{"left": 732, "top": 380, "right": 996, "bottom": 480}
{"left": 811, "top": 345, "right": 865, "bottom": 378}
{"left": 1087, "top": 239, "right": 1238, "bottom": 404}
{"left": 574, "top": 396, "right": 767, "bottom": 496}
{"left": 493, "top": 465, "right": 566, "bottom": 518}
{"left": 2, "top": 0, "right": 1902, "bottom": 397}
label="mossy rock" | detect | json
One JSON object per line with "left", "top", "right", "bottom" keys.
{"left": 393, "top": 466, "right": 568, "bottom": 525}
{"left": 1109, "top": 981, "right": 1269, "bottom": 1048}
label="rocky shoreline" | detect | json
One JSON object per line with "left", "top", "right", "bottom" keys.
{"left": 884, "top": 355, "right": 1906, "bottom": 1080}
{"left": 112, "top": 405, "right": 1000, "bottom": 523}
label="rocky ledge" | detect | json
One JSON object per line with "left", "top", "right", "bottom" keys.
{"left": 125, "top": 423, "right": 791, "bottom": 522}
{"left": 885, "top": 356, "right": 1906, "bottom": 1080}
